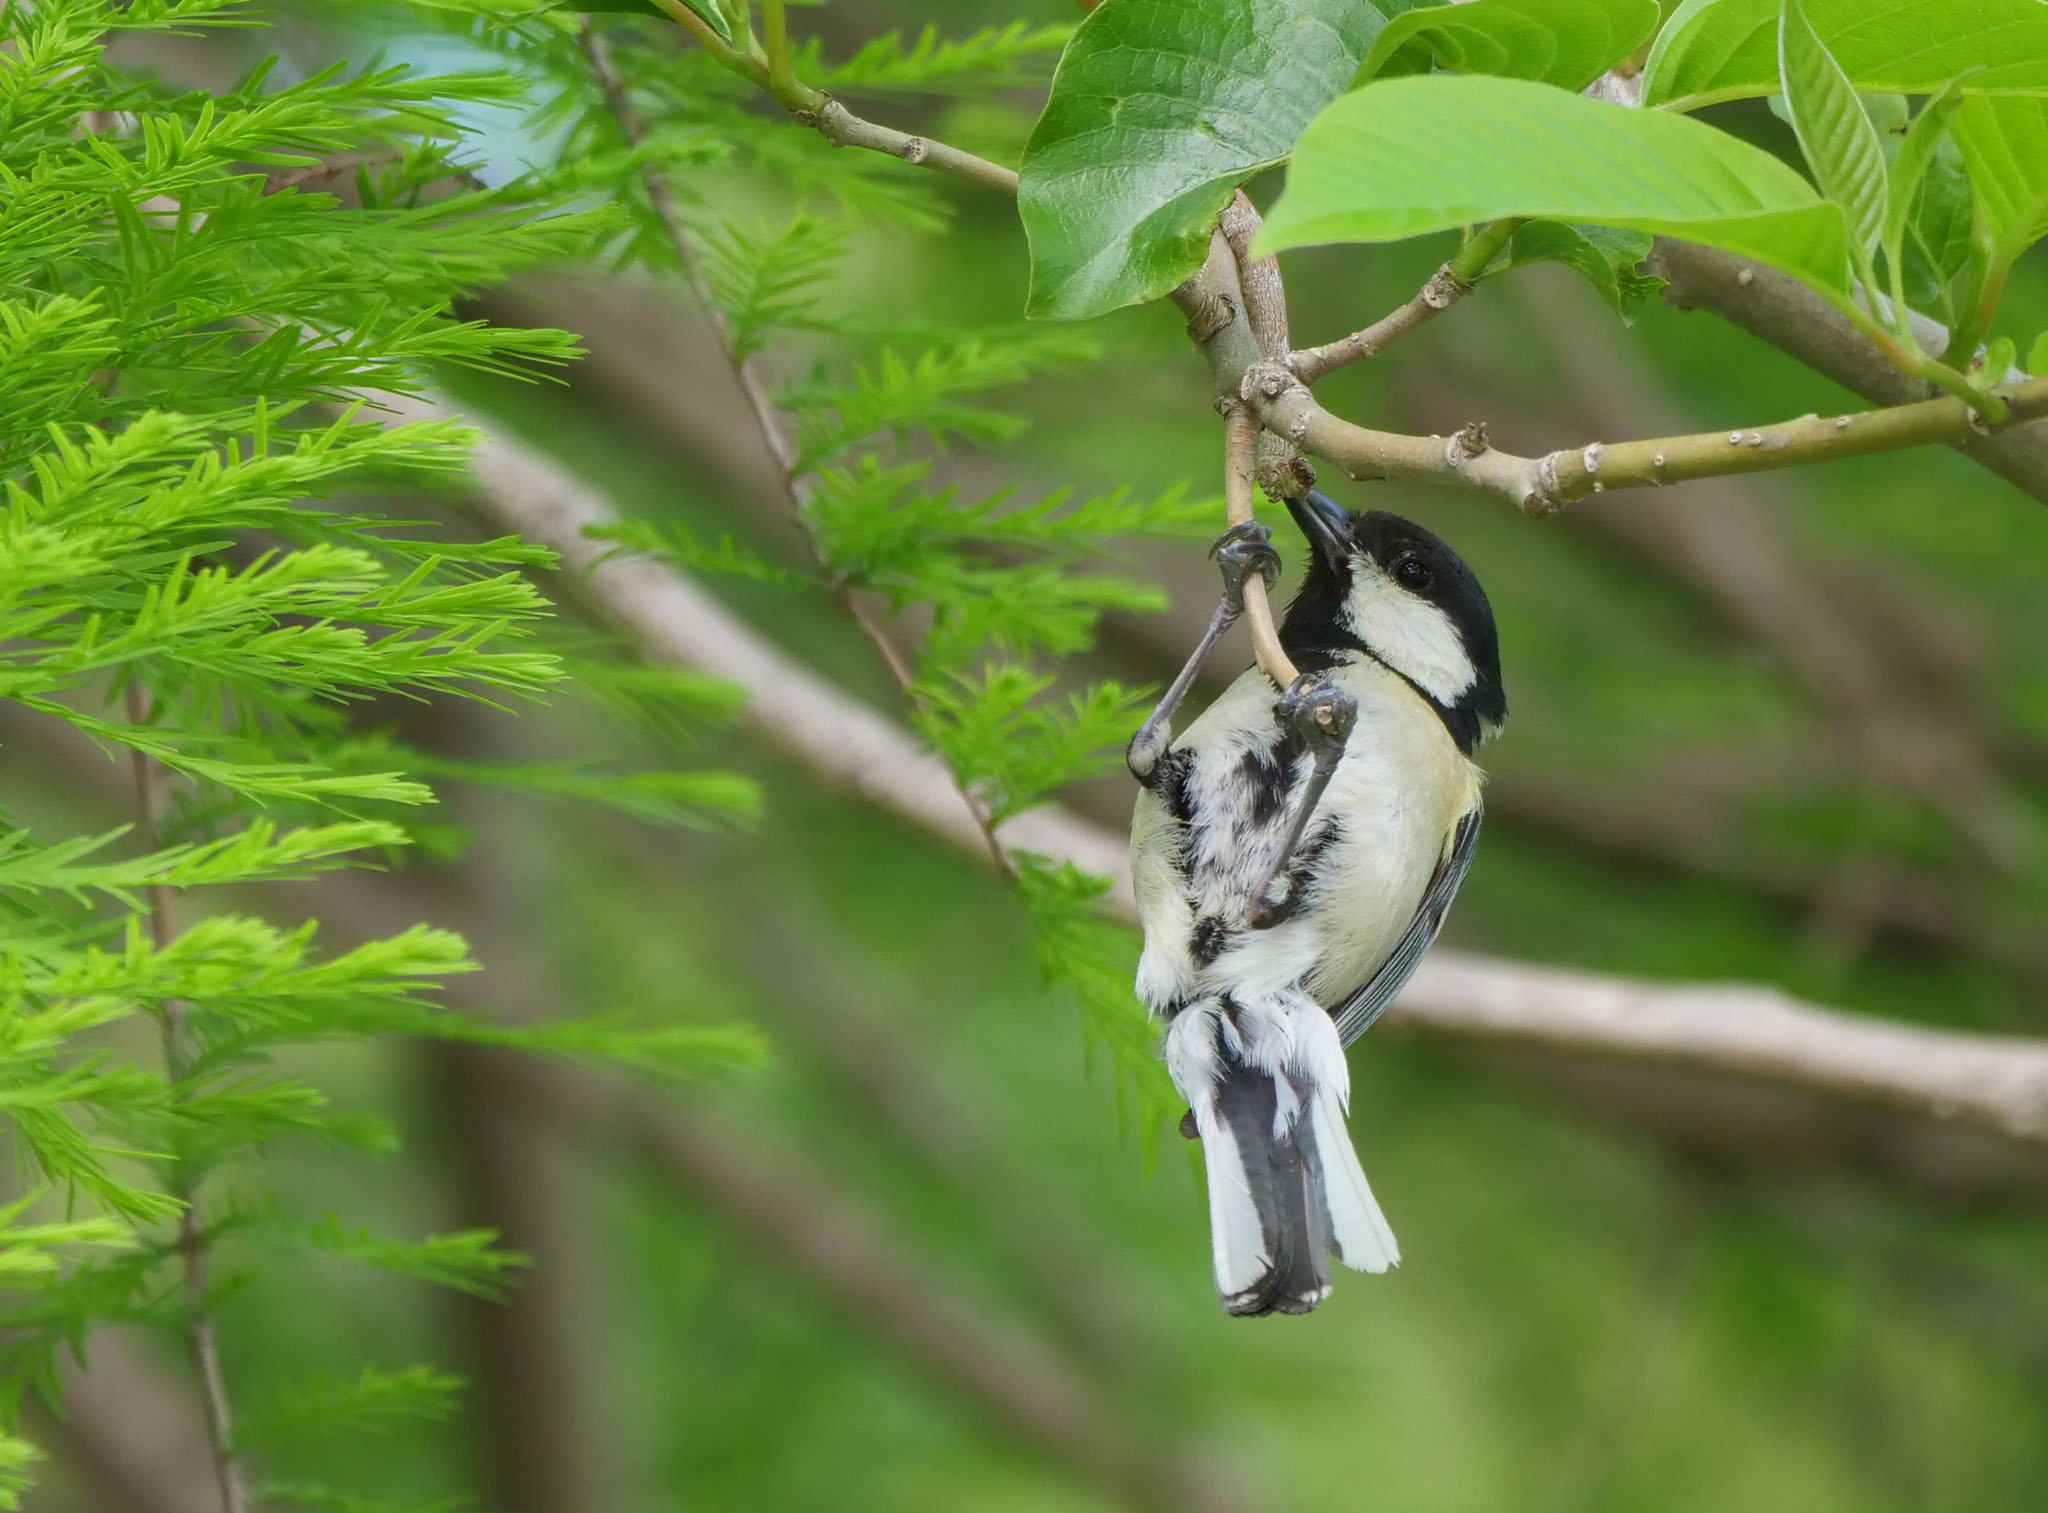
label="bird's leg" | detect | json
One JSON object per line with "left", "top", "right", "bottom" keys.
{"left": 1127, "top": 522, "right": 1281, "bottom": 784}
{"left": 1246, "top": 675, "right": 1357, "bottom": 929}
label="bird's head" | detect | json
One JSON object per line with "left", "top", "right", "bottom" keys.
{"left": 1279, "top": 492, "right": 1506, "bottom": 753}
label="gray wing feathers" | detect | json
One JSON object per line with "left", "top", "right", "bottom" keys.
{"left": 1329, "top": 806, "right": 1481, "bottom": 1047}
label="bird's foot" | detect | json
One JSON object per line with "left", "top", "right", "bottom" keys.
{"left": 1210, "top": 521, "right": 1281, "bottom": 613}
{"left": 1275, "top": 672, "right": 1357, "bottom": 758}
{"left": 1247, "top": 674, "right": 1358, "bottom": 930}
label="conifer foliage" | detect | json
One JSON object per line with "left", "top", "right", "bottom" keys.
{"left": 1, "top": 3, "right": 757, "bottom": 1505}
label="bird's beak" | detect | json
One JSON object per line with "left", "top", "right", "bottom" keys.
{"left": 1283, "top": 490, "right": 1350, "bottom": 573}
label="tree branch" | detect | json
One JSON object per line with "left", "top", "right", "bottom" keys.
{"left": 1650, "top": 238, "right": 2048, "bottom": 509}
{"left": 1495, "top": 275, "right": 2035, "bottom": 873}
{"left": 405, "top": 395, "right": 2048, "bottom": 1153}
{"left": 1243, "top": 358, "right": 2048, "bottom": 516}
{"left": 122, "top": 686, "right": 248, "bottom": 1513}
{"left": 1397, "top": 953, "right": 2048, "bottom": 1144}
{"left": 585, "top": 26, "right": 2048, "bottom": 523}
{"left": 1288, "top": 219, "right": 1518, "bottom": 384}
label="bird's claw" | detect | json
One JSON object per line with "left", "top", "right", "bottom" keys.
{"left": 1210, "top": 521, "right": 1281, "bottom": 612}
{"left": 1275, "top": 673, "right": 1357, "bottom": 755}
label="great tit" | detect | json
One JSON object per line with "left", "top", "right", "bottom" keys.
{"left": 1126, "top": 491, "right": 1505, "bottom": 1316}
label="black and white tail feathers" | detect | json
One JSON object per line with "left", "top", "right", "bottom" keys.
{"left": 1171, "top": 995, "right": 1399, "bottom": 1316}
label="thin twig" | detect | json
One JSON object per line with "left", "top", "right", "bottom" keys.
{"left": 576, "top": 22, "right": 1013, "bottom": 879}
{"left": 1217, "top": 193, "right": 1290, "bottom": 366}
{"left": 1212, "top": 196, "right": 1311, "bottom": 674}
{"left": 635, "top": 4, "right": 1020, "bottom": 195}
{"left": 811, "top": 100, "right": 1020, "bottom": 196}
{"left": 1242, "top": 359, "right": 2048, "bottom": 517}
{"left": 123, "top": 684, "right": 249, "bottom": 1513}
{"left": 1289, "top": 219, "right": 1518, "bottom": 384}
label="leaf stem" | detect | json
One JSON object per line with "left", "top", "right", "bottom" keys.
{"left": 761, "top": 0, "right": 797, "bottom": 101}
{"left": 645, "top": 0, "right": 768, "bottom": 86}
{"left": 1945, "top": 260, "right": 2009, "bottom": 369}
{"left": 1450, "top": 217, "right": 1520, "bottom": 283}
{"left": 1841, "top": 298, "right": 2006, "bottom": 420}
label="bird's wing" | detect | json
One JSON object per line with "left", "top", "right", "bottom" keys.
{"left": 1328, "top": 806, "right": 1481, "bottom": 1047}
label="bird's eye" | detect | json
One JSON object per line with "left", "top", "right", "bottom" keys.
{"left": 1393, "top": 556, "right": 1432, "bottom": 591}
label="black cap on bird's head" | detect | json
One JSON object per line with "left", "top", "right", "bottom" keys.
{"left": 1279, "top": 491, "right": 1506, "bottom": 754}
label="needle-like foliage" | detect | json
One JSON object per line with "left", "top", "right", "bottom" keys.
{"left": 423, "top": 3, "right": 1213, "bottom": 1148}
{"left": 0, "top": 3, "right": 761, "bottom": 1504}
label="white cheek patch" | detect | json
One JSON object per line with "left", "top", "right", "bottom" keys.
{"left": 1344, "top": 559, "right": 1477, "bottom": 705}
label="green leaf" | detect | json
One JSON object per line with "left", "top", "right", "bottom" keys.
{"left": 1779, "top": 0, "right": 1889, "bottom": 255}
{"left": 1981, "top": 333, "right": 2017, "bottom": 376}
{"left": 2025, "top": 328, "right": 2048, "bottom": 374}
{"left": 1645, "top": 0, "right": 2048, "bottom": 111}
{"left": 1019, "top": 0, "right": 1404, "bottom": 320}
{"left": 1883, "top": 78, "right": 1970, "bottom": 310}
{"left": 1502, "top": 221, "right": 1662, "bottom": 320}
{"left": 1899, "top": 137, "right": 1976, "bottom": 318}
{"left": 1355, "top": 0, "right": 1659, "bottom": 92}
{"left": 569, "top": 0, "right": 730, "bottom": 43}
{"left": 1952, "top": 93, "right": 2048, "bottom": 271}
{"left": 1258, "top": 76, "right": 1850, "bottom": 297}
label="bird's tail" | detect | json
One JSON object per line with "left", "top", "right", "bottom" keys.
{"left": 1184, "top": 1014, "right": 1399, "bottom": 1315}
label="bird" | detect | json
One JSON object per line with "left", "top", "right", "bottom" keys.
{"left": 1125, "top": 490, "right": 1505, "bottom": 1316}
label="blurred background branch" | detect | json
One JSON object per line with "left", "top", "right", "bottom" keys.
{"left": 382, "top": 390, "right": 2048, "bottom": 1154}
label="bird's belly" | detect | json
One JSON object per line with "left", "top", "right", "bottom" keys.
{"left": 1177, "top": 663, "right": 1478, "bottom": 1008}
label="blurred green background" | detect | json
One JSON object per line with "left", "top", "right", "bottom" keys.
{"left": 30, "top": 3, "right": 2048, "bottom": 1511}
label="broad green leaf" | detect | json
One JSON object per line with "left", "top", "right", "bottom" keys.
{"left": 1900, "top": 137, "right": 1976, "bottom": 317}
{"left": 1019, "top": 0, "right": 1409, "bottom": 320}
{"left": 1257, "top": 76, "right": 1851, "bottom": 296}
{"left": 1779, "top": 0, "right": 1889, "bottom": 255}
{"left": 1354, "top": 0, "right": 1659, "bottom": 92}
{"left": 2026, "top": 328, "right": 2048, "bottom": 373}
{"left": 1951, "top": 93, "right": 2048, "bottom": 269}
{"left": 1645, "top": 0, "right": 2048, "bottom": 111}
{"left": 1883, "top": 80, "right": 1969, "bottom": 305}
{"left": 1501, "top": 221, "right": 1662, "bottom": 320}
